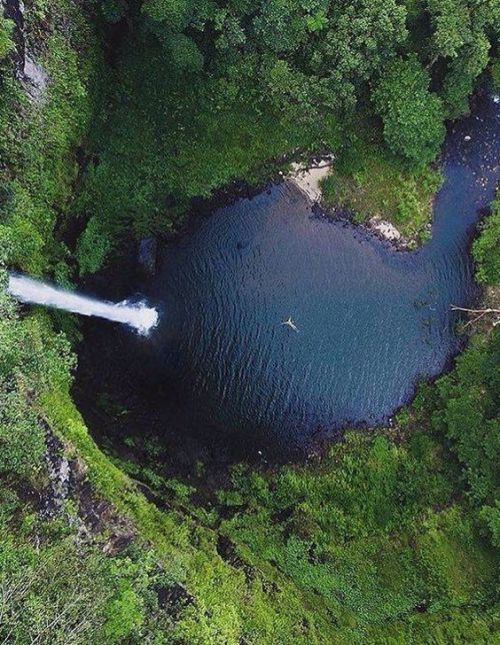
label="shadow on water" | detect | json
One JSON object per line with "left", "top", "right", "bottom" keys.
{"left": 73, "top": 93, "right": 500, "bottom": 472}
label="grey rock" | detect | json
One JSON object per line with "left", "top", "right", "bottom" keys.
{"left": 2, "top": 0, "right": 48, "bottom": 101}
{"left": 23, "top": 54, "right": 48, "bottom": 101}
{"left": 2, "top": 0, "right": 25, "bottom": 74}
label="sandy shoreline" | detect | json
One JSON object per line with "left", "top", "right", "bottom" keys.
{"left": 287, "top": 157, "right": 334, "bottom": 203}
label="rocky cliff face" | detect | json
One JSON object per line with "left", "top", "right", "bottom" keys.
{"left": 41, "top": 427, "right": 136, "bottom": 553}
{"left": 2, "top": 0, "right": 48, "bottom": 100}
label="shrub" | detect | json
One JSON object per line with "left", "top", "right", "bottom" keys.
{"left": 0, "top": 384, "right": 46, "bottom": 479}
{"left": 76, "top": 216, "right": 111, "bottom": 275}
{"left": 0, "top": 15, "right": 14, "bottom": 59}
{"left": 473, "top": 198, "right": 500, "bottom": 284}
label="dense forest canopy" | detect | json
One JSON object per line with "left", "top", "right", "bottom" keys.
{"left": 69, "top": 0, "right": 500, "bottom": 271}
{"left": 0, "top": 0, "right": 499, "bottom": 642}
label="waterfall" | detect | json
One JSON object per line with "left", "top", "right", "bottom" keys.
{"left": 7, "top": 274, "right": 159, "bottom": 335}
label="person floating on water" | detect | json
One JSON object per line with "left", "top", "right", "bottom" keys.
{"left": 281, "top": 317, "right": 299, "bottom": 332}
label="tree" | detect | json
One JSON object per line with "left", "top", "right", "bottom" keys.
{"left": 440, "top": 31, "right": 490, "bottom": 118}
{"left": 472, "top": 198, "right": 500, "bottom": 285}
{"left": 307, "top": 0, "right": 408, "bottom": 111}
{"left": 142, "top": 0, "right": 191, "bottom": 31}
{"left": 427, "top": 0, "right": 471, "bottom": 61}
{"left": 76, "top": 216, "right": 111, "bottom": 276}
{"left": 141, "top": 0, "right": 204, "bottom": 74}
{"left": 162, "top": 32, "right": 204, "bottom": 73}
{"left": 425, "top": 0, "right": 498, "bottom": 118}
{"left": 253, "top": 0, "right": 309, "bottom": 54}
{"left": 372, "top": 55, "right": 445, "bottom": 164}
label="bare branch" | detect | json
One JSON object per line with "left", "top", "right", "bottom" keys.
{"left": 451, "top": 305, "right": 500, "bottom": 328}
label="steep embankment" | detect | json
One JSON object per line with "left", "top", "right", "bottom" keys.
{"left": 0, "top": 1, "right": 499, "bottom": 643}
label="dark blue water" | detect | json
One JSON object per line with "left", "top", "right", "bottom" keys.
{"left": 147, "top": 94, "right": 499, "bottom": 449}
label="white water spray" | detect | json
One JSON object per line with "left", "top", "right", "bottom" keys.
{"left": 7, "top": 274, "right": 159, "bottom": 335}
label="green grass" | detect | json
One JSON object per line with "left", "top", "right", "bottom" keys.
{"left": 321, "top": 137, "right": 442, "bottom": 244}
{"left": 211, "top": 430, "right": 497, "bottom": 636}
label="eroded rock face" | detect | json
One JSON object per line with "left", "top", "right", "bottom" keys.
{"left": 23, "top": 53, "right": 48, "bottom": 100}
{"left": 41, "top": 429, "right": 135, "bottom": 551}
{"left": 2, "top": 0, "right": 24, "bottom": 73}
{"left": 2, "top": 0, "right": 48, "bottom": 101}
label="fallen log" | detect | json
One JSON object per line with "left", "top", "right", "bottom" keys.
{"left": 451, "top": 305, "right": 500, "bottom": 327}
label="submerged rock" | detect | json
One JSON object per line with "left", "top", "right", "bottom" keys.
{"left": 138, "top": 237, "right": 157, "bottom": 276}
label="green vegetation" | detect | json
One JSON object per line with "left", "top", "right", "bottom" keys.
{"left": 492, "top": 57, "right": 500, "bottom": 90}
{"left": 214, "top": 430, "right": 497, "bottom": 636}
{"left": 0, "top": 527, "right": 177, "bottom": 643}
{"left": 426, "top": 0, "right": 496, "bottom": 118}
{"left": 0, "top": 0, "right": 499, "bottom": 642}
{"left": 321, "top": 134, "right": 442, "bottom": 242}
{"left": 432, "top": 330, "right": 500, "bottom": 547}
{"left": 73, "top": 0, "right": 500, "bottom": 271}
{"left": 0, "top": 15, "right": 14, "bottom": 59}
{"left": 0, "top": 284, "right": 65, "bottom": 480}
{"left": 373, "top": 55, "right": 446, "bottom": 165}
{"left": 473, "top": 195, "right": 500, "bottom": 284}
{"left": 0, "top": 0, "right": 100, "bottom": 276}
